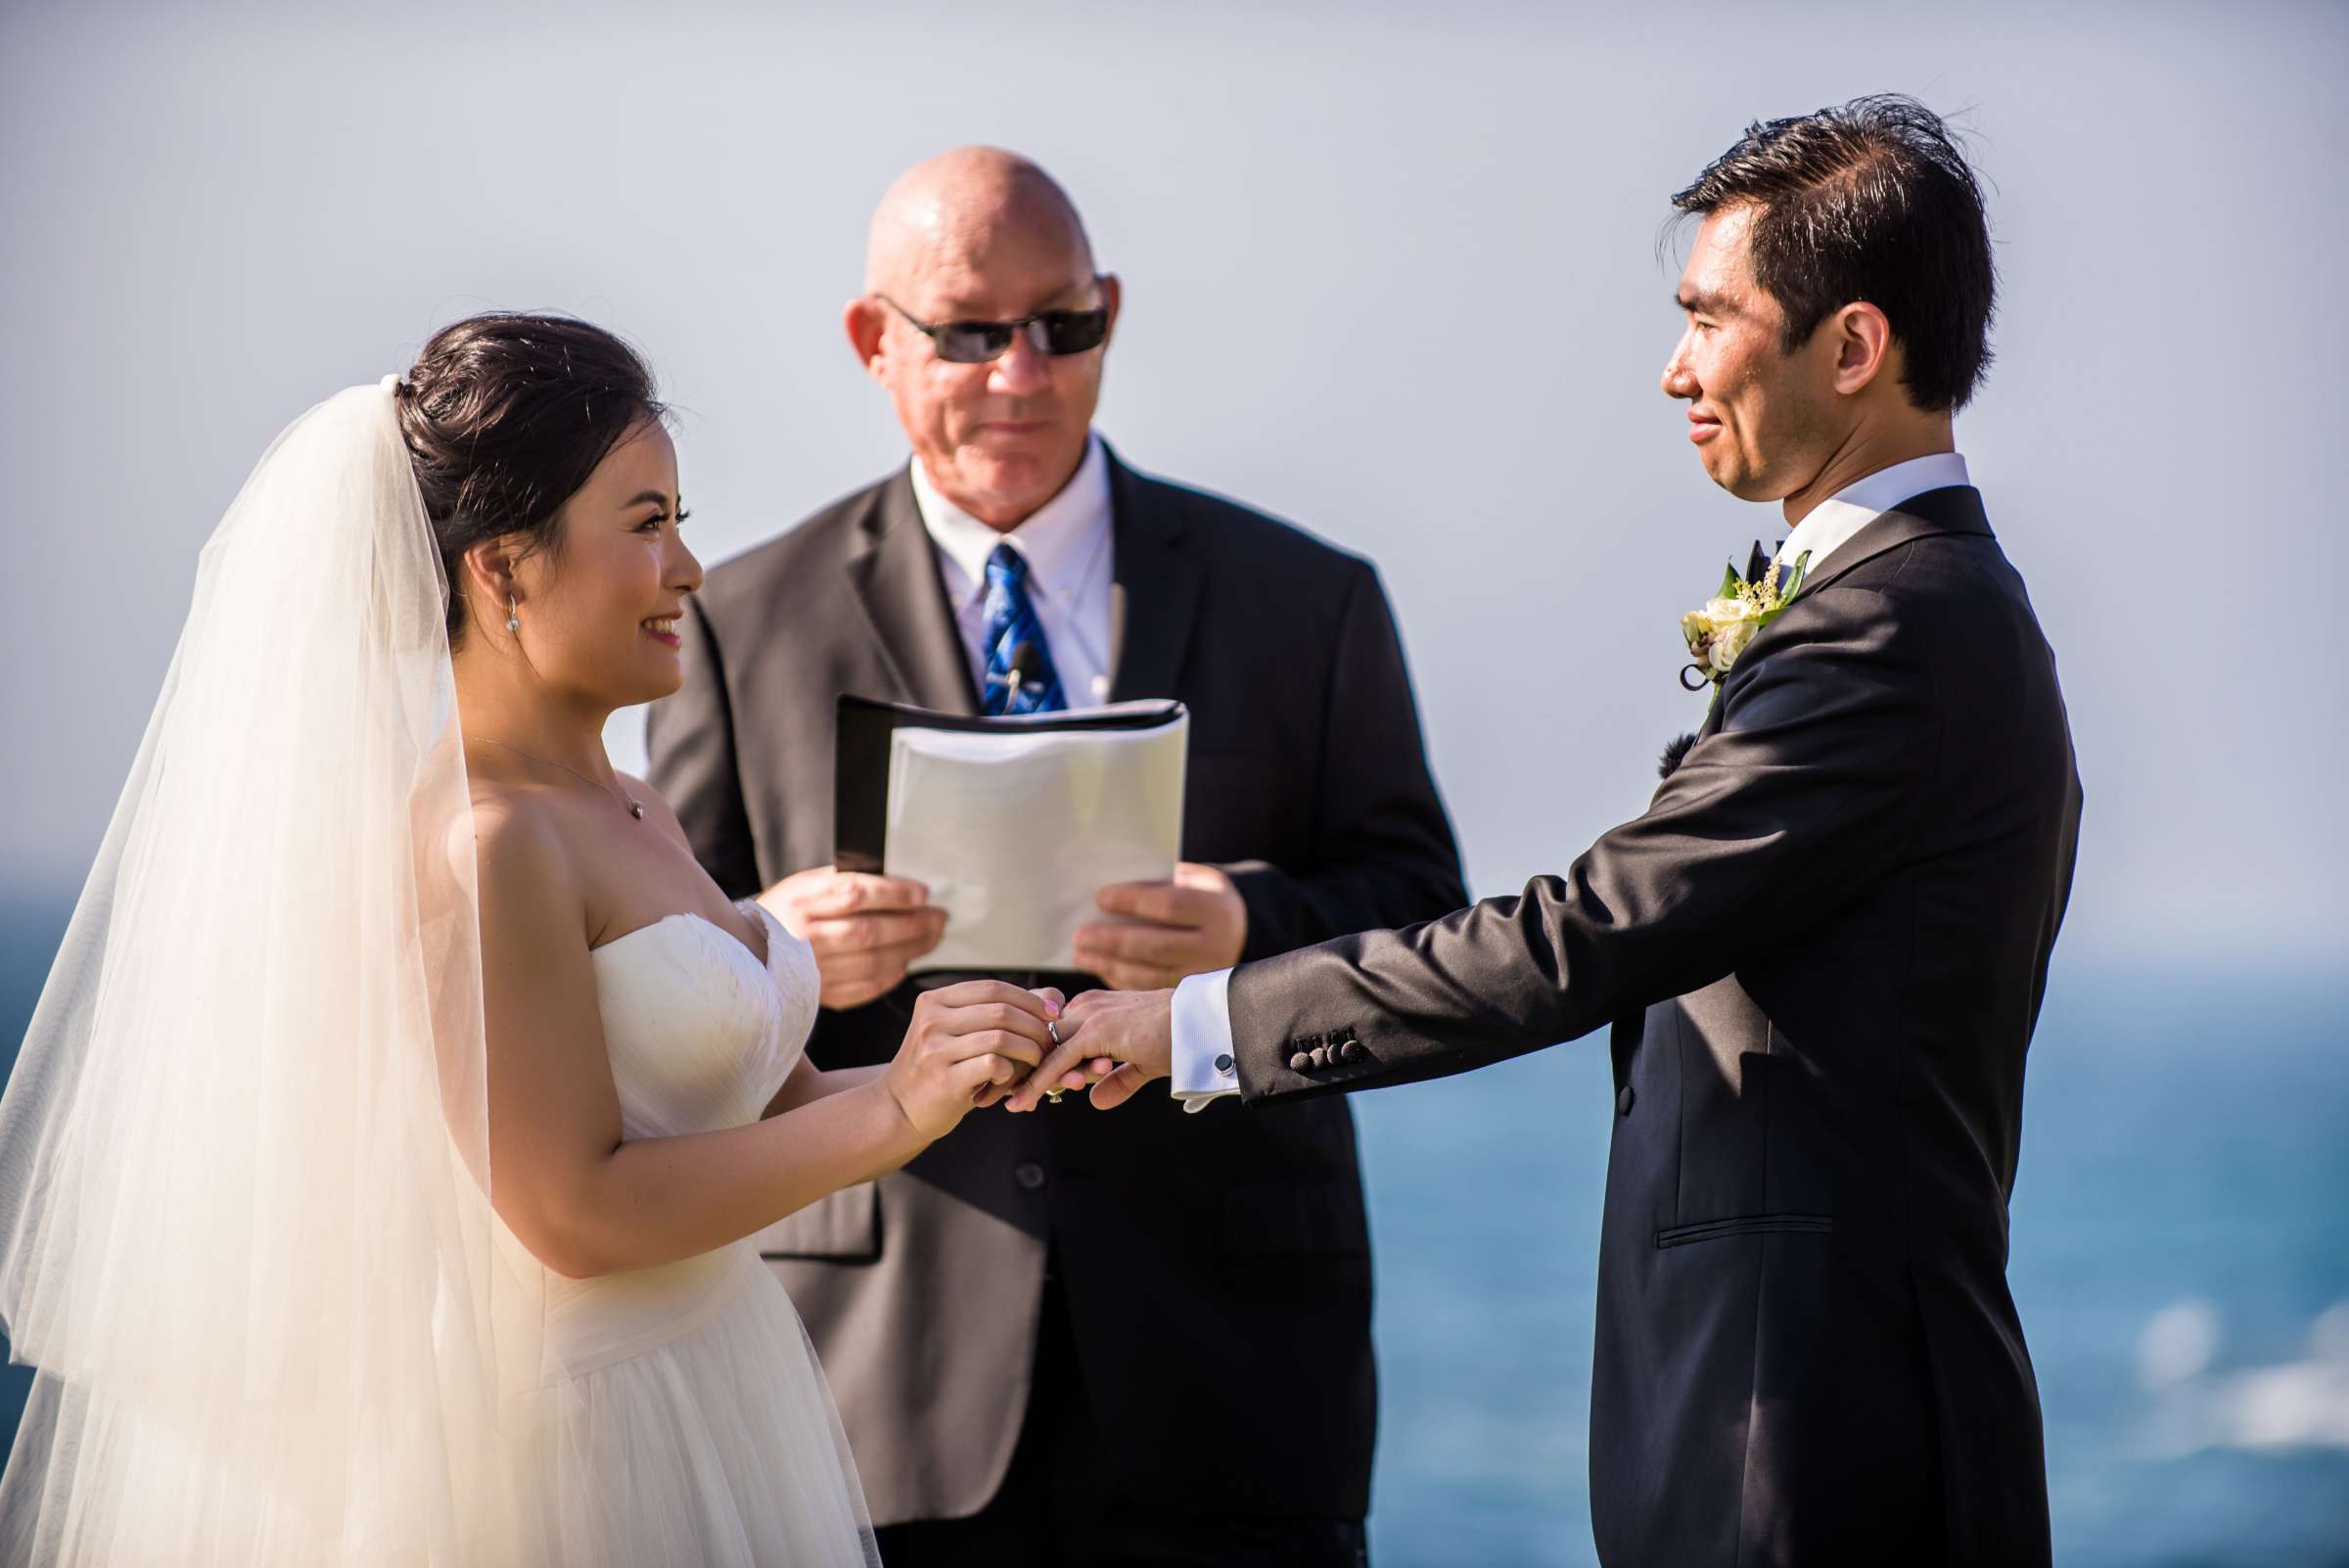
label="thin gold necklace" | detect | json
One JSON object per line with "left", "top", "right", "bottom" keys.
{"left": 466, "top": 734, "right": 645, "bottom": 820}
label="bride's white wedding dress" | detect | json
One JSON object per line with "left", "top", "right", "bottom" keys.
{"left": 499, "top": 901, "right": 876, "bottom": 1566}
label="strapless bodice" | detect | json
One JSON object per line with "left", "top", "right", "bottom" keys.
{"left": 587, "top": 900, "right": 818, "bottom": 1138}
{"left": 497, "top": 899, "right": 821, "bottom": 1384}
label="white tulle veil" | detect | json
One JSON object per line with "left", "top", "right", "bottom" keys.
{"left": 0, "top": 379, "right": 550, "bottom": 1562}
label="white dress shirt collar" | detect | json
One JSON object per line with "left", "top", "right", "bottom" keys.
{"left": 910, "top": 433, "right": 1112, "bottom": 610}
{"left": 1778, "top": 450, "right": 1971, "bottom": 576}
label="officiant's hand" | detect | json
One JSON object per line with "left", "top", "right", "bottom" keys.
{"left": 1073, "top": 863, "right": 1245, "bottom": 992}
{"left": 760, "top": 866, "right": 947, "bottom": 1009}
{"left": 1006, "top": 989, "right": 1174, "bottom": 1112}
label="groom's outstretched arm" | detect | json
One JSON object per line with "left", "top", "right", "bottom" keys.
{"left": 1026, "top": 583, "right": 1935, "bottom": 1111}
{"left": 1221, "top": 583, "right": 1934, "bottom": 1104}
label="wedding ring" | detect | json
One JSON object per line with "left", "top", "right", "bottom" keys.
{"left": 1044, "top": 1017, "right": 1065, "bottom": 1103}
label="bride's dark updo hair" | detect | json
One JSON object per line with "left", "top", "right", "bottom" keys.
{"left": 392, "top": 312, "right": 668, "bottom": 644}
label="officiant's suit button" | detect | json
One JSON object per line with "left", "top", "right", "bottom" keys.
{"left": 1289, "top": 1051, "right": 1314, "bottom": 1072}
{"left": 1013, "top": 1162, "right": 1046, "bottom": 1191}
{"left": 1617, "top": 1085, "right": 1635, "bottom": 1116}
{"left": 1309, "top": 1045, "right": 1331, "bottom": 1069}
{"left": 1338, "top": 1039, "right": 1364, "bottom": 1063}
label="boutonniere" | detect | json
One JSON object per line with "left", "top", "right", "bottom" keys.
{"left": 1679, "top": 542, "right": 1811, "bottom": 694}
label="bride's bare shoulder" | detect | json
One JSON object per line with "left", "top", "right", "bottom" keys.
{"left": 467, "top": 788, "right": 585, "bottom": 920}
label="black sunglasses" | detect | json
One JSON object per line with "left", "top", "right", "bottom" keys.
{"left": 876, "top": 293, "right": 1110, "bottom": 364}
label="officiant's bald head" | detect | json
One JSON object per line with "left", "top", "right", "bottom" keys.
{"left": 848, "top": 148, "right": 1120, "bottom": 530}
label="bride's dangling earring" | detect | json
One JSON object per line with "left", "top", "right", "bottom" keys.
{"left": 506, "top": 594, "right": 522, "bottom": 635}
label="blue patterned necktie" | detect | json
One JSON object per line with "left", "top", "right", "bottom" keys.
{"left": 980, "top": 542, "right": 1066, "bottom": 715}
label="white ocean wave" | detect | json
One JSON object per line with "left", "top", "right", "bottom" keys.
{"left": 2138, "top": 1298, "right": 2221, "bottom": 1388}
{"left": 2138, "top": 1301, "right": 2349, "bottom": 1455}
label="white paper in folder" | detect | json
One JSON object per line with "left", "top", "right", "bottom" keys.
{"left": 883, "top": 705, "right": 1188, "bottom": 972}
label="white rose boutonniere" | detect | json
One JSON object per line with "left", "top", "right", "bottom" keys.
{"left": 1680, "top": 548, "right": 1811, "bottom": 695}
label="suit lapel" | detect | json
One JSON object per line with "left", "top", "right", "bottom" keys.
{"left": 1703, "top": 485, "right": 1991, "bottom": 737}
{"left": 1794, "top": 484, "right": 1993, "bottom": 597}
{"left": 1733, "top": 485, "right": 1993, "bottom": 676}
{"left": 844, "top": 469, "right": 981, "bottom": 715}
{"left": 1103, "top": 448, "right": 1203, "bottom": 701}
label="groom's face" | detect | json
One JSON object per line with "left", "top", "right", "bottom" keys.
{"left": 1662, "top": 207, "right": 1837, "bottom": 501}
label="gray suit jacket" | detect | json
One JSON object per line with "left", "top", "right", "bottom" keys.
{"left": 1221, "top": 488, "right": 2079, "bottom": 1566}
{"left": 646, "top": 447, "right": 1464, "bottom": 1525}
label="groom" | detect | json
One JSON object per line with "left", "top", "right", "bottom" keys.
{"left": 1021, "top": 96, "right": 2082, "bottom": 1566}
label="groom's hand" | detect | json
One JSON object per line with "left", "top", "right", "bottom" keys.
{"left": 760, "top": 866, "right": 947, "bottom": 1009}
{"left": 1006, "top": 989, "right": 1174, "bottom": 1112}
{"left": 1073, "top": 862, "right": 1245, "bottom": 992}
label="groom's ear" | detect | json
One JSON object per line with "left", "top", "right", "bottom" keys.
{"left": 1829, "top": 300, "right": 1897, "bottom": 397}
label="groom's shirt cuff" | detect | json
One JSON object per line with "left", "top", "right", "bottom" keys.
{"left": 1170, "top": 968, "right": 1240, "bottom": 1112}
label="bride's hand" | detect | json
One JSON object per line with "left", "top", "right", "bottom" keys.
{"left": 882, "top": 982, "right": 1061, "bottom": 1140}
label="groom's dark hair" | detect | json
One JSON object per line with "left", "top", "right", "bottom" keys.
{"left": 1672, "top": 94, "right": 1996, "bottom": 412}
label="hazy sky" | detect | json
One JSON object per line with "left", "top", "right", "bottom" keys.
{"left": 4, "top": 0, "right": 2342, "bottom": 968}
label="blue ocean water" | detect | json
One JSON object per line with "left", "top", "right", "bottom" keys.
{"left": 1, "top": 889, "right": 2343, "bottom": 1566}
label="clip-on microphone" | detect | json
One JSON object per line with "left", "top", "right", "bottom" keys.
{"left": 986, "top": 641, "right": 1045, "bottom": 712}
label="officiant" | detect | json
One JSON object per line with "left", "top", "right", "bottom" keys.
{"left": 645, "top": 146, "right": 1463, "bottom": 1567}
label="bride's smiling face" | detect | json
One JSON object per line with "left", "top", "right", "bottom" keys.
{"left": 501, "top": 421, "right": 703, "bottom": 708}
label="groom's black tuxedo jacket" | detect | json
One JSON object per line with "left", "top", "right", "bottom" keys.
{"left": 1224, "top": 486, "right": 2080, "bottom": 1567}
{"left": 645, "top": 446, "right": 1463, "bottom": 1526}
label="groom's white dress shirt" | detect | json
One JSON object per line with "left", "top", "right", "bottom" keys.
{"left": 1166, "top": 450, "right": 1974, "bottom": 1106}
{"left": 911, "top": 432, "right": 1117, "bottom": 707}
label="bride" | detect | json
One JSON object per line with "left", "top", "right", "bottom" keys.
{"left": 0, "top": 312, "right": 1089, "bottom": 1564}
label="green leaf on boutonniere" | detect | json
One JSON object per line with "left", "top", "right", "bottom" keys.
{"left": 1778, "top": 549, "right": 1812, "bottom": 603}
{"left": 1719, "top": 561, "right": 1743, "bottom": 599}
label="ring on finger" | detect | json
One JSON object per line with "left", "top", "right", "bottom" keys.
{"left": 1044, "top": 1017, "right": 1065, "bottom": 1104}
